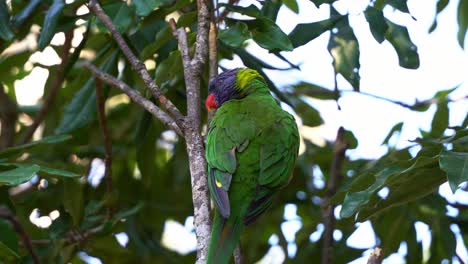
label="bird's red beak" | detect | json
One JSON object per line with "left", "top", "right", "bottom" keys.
{"left": 206, "top": 93, "right": 218, "bottom": 111}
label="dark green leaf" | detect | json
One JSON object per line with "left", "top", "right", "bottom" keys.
{"left": 38, "top": 0, "right": 65, "bottom": 50}
{"left": 458, "top": 0, "right": 468, "bottom": 48}
{"left": 439, "top": 150, "right": 468, "bottom": 193}
{"left": 386, "top": 0, "right": 410, "bottom": 13}
{"left": 289, "top": 16, "right": 344, "bottom": 48}
{"left": 382, "top": 122, "right": 403, "bottom": 145}
{"left": 114, "top": 202, "right": 144, "bottom": 220}
{"left": 219, "top": 3, "right": 260, "bottom": 17}
{"left": 364, "top": 6, "right": 388, "bottom": 43}
{"left": 0, "top": 0, "right": 14, "bottom": 41}
{"left": 282, "top": 0, "right": 299, "bottom": 13}
{"left": 0, "top": 135, "right": 72, "bottom": 158}
{"left": 55, "top": 51, "right": 118, "bottom": 134}
{"left": 0, "top": 219, "right": 18, "bottom": 257}
{"left": 135, "top": 112, "right": 158, "bottom": 186}
{"left": 138, "top": 21, "right": 172, "bottom": 60}
{"left": 310, "top": 0, "right": 334, "bottom": 8}
{"left": 292, "top": 82, "right": 337, "bottom": 100}
{"left": 343, "top": 129, "right": 358, "bottom": 149}
{"left": 0, "top": 165, "right": 40, "bottom": 186}
{"left": 430, "top": 100, "right": 449, "bottom": 137}
{"left": 246, "top": 17, "right": 293, "bottom": 51}
{"left": 219, "top": 21, "right": 251, "bottom": 47}
{"left": 63, "top": 179, "right": 84, "bottom": 226}
{"left": 429, "top": 0, "right": 449, "bottom": 33}
{"left": 0, "top": 241, "right": 19, "bottom": 260}
{"left": 328, "top": 10, "right": 360, "bottom": 91}
{"left": 295, "top": 100, "right": 323, "bottom": 127}
{"left": 10, "top": 0, "right": 41, "bottom": 28}
{"left": 133, "top": 0, "right": 171, "bottom": 17}
{"left": 154, "top": 50, "right": 184, "bottom": 91}
{"left": 0, "top": 163, "right": 80, "bottom": 178}
{"left": 385, "top": 19, "right": 420, "bottom": 69}
{"left": 177, "top": 11, "right": 197, "bottom": 27}
{"left": 98, "top": 2, "right": 134, "bottom": 33}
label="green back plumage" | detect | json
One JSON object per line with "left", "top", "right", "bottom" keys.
{"left": 206, "top": 69, "right": 299, "bottom": 264}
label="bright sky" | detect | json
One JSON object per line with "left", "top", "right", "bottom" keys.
{"left": 9, "top": 0, "right": 468, "bottom": 263}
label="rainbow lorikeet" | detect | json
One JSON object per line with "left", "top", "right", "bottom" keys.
{"left": 205, "top": 68, "right": 300, "bottom": 263}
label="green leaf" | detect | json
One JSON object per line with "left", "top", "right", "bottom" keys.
{"left": 0, "top": 163, "right": 80, "bottom": 177}
{"left": 364, "top": 6, "right": 388, "bottom": 43}
{"left": 439, "top": 150, "right": 468, "bottom": 193}
{"left": 246, "top": 17, "right": 293, "bottom": 51}
{"left": 139, "top": 21, "right": 173, "bottom": 60}
{"left": 0, "top": 165, "right": 40, "bottom": 186}
{"left": 135, "top": 112, "right": 158, "bottom": 186}
{"left": 292, "top": 82, "right": 337, "bottom": 100}
{"left": 386, "top": 0, "right": 410, "bottom": 13}
{"left": 38, "top": 0, "right": 65, "bottom": 50}
{"left": 132, "top": 0, "right": 171, "bottom": 17}
{"left": 219, "top": 3, "right": 260, "bottom": 17}
{"left": 114, "top": 202, "right": 144, "bottom": 220}
{"left": 177, "top": 11, "right": 197, "bottom": 27}
{"left": 0, "top": 219, "right": 18, "bottom": 258}
{"left": 295, "top": 100, "right": 323, "bottom": 127}
{"left": 63, "top": 179, "right": 84, "bottom": 226}
{"left": 328, "top": 10, "right": 360, "bottom": 91}
{"left": 0, "top": 0, "right": 14, "bottom": 41}
{"left": 10, "top": 0, "right": 41, "bottom": 28}
{"left": 98, "top": 2, "right": 134, "bottom": 33}
{"left": 154, "top": 50, "right": 184, "bottom": 91}
{"left": 310, "top": 0, "right": 334, "bottom": 8}
{"left": 0, "top": 135, "right": 72, "bottom": 158}
{"left": 282, "top": 0, "right": 299, "bottom": 13}
{"left": 219, "top": 21, "right": 251, "bottom": 47}
{"left": 430, "top": 100, "right": 449, "bottom": 137}
{"left": 55, "top": 51, "right": 118, "bottom": 134}
{"left": 384, "top": 19, "right": 420, "bottom": 69}
{"left": 382, "top": 122, "right": 403, "bottom": 145}
{"left": 458, "top": 0, "right": 468, "bottom": 48}
{"left": 0, "top": 241, "right": 19, "bottom": 261}
{"left": 343, "top": 129, "right": 358, "bottom": 149}
{"left": 429, "top": 0, "right": 449, "bottom": 33}
{"left": 289, "top": 16, "right": 344, "bottom": 48}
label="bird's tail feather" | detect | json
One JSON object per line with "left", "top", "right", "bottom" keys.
{"left": 207, "top": 212, "right": 244, "bottom": 264}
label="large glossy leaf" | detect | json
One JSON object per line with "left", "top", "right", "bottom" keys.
{"left": 55, "top": 51, "right": 118, "bottom": 134}
{"left": 384, "top": 19, "right": 420, "bottom": 69}
{"left": 458, "top": 0, "right": 468, "bottom": 48}
{"left": 0, "top": 165, "right": 40, "bottom": 186}
{"left": 38, "top": 0, "right": 65, "bottom": 50}
{"left": 245, "top": 17, "right": 293, "bottom": 52}
{"left": 328, "top": 9, "right": 360, "bottom": 91}
{"left": 364, "top": 6, "right": 388, "bottom": 43}
{"left": 219, "top": 21, "right": 251, "bottom": 48}
{"left": 289, "top": 15, "right": 344, "bottom": 48}
{"left": 439, "top": 150, "right": 468, "bottom": 193}
{"left": 0, "top": 0, "right": 14, "bottom": 41}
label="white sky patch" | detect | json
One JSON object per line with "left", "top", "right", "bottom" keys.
{"left": 346, "top": 221, "right": 377, "bottom": 249}
{"left": 14, "top": 67, "right": 49, "bottom": 106}
{"left": 88, "top": 158, "right": 106, "bottom": 187}
{"left": 255, "top": 245, "right": 286, "bottom": 264}
{"left": 161, "top": 219, "right": 197, "bottom": 255}
{"left": 115, "top": 232, "right": 129, "bottom": 248}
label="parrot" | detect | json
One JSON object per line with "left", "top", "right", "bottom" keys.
{"left": 205, "top": 68, "right": 300, "bottom": 264}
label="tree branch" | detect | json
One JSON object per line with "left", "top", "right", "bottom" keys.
{"left": 94, "top": 78, "right": 114, "bottom": 218}
{"left": 170, "top": 0, "right": 212, "bottom": 261}
{"left": 87, "top": 0, "right": 185, "bottom": 129}
{"left": 21, "top": 30, "right": 74, "bottom": 144}
{"left": 321, "top": 127, "right": 348, "bottom": 264}
{"left": 0, "top": 86, "right": 17, "bottom": 150}
{"left": 0, "top": 206, "right": 40, "bottom": 264}
{"left": 84, "top": 62, "right": 183, "bottom": 137}
{"left": 367, "top": 247, "right": 383, "bottom": 264}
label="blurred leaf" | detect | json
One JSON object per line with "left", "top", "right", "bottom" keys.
{"left": 458, "top": 0, "right": 468, "bottom": 48}
{"left": 430, "top": 100, "right": 449, "bottom": 137}
{"left": 154, "top": 50, "right": 184, "bottom": 91}
{"left": 289, "top": 15, "right": 344, "bottom": 48}
{"left": 139, "top": 21, "right": 172, "bottom": 60}
{"left": 259, "top": 0, "right": 282, "bottom": 21}
{"left": 0, "top": 241, "right": 19, "bottom": 261}
{"left": 229, "top": 45, "right": 292, "bottom": 71}
{"left": 0, "top": 165, "right": 40, "bottom": 186}
{"left": 364, "top": 6, "right": 388, "bottom": 43}
{"left": 55, "top": 51, "right": 118, "bottom": 134}
{"left": 0, "top": 135, "right": 71, "bottom": 158}
{"left": 219, "top": 21, "right": 251, "bottom": 48}
{"left": 343, "top": 129, "right": 358, "bottom": 149}
{"left": 177, "top": 11, "right": 197, "bottom": 27}
{"left": 295, "top": 100, "right": 323, "bottom": 127}
{"left": 219, "top": 3, "right": 260, "bottom": 17}
{"left": 135, "top": 112, "right": 158, "bottom": 186}
{"left": 63, "top": 179, "right": 84, "bottom": 226}
{"left": 0, "top": 163, "right": 80, "bottom": 177}
{"left": 386, "top": 0, "right": 410, "bottom": 13}
{"left": 328, "top": 9, "right": 360, "bottom": 91}
{"left": 245, "top": 17, "right": 293, "bottom": 51}
{"left": 114, "top": 202, "right": 144, "bottom": 220}
{"left": 282, "top": 0, "right": 299, "bottom": 13}
{"left": 98, "top": 2, "right": 134, "bottom": 33}
{"left": 133, "top": 0, "right": 171, "bottom": 17}
{"left": 292, "top": 82, "right": 337, "bottom": 100}
{"left": 10, "top": 0, "right": 41, "bottom": 28}
{"left": 385, "top": 19, "right": 420, "bottom": 69}
{"left": 382, "top": 122, "right": 403, "bottom": 145}
{"left": 0, "top": 0, "right": 14, "bottom": 41}
{"left": 38, "top": 0, "right": 65, "bottom": 50}
{"left": 429, "top": 0, "right": 449, "bottom": 33}
{"left": 439, "top": 150, "right": 468, "bottom": 193}
{"left": 0, "top": 219, "right": 18, "bottom": 257}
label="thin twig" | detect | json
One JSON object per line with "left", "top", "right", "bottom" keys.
{"left": 21, "top": 30, "right": 74, "bottom": 144}
{"left": 169, "top": 0, "right": 212, "bottom": 261}
{"left": 0, "top": 86, "right": 17, "bottom": 149}
{"left": 0, "top": 206, "right": 41, "bottom": 264}
{"left": 321, "top": 127, "right": 348, "bottom": 264}
{"left": 87, "top": 0, "right": 185, "bottom": 130}
{"left": 94, "top": 78, "right": 114, "bottom": 218}
{"left": 367, "top": 247, "right": 383, "bottom": 264}
{"left": 84, "top": 63, "right": 183, "bottom": 136}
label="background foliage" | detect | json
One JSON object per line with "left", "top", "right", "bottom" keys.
{"left": 0, "top": 0, "right": 467, "bottom": 263}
